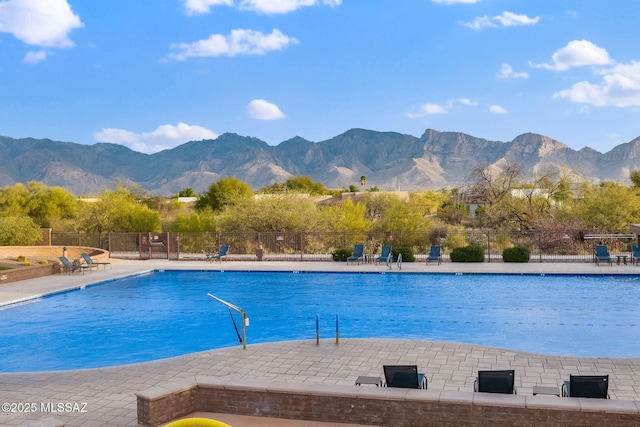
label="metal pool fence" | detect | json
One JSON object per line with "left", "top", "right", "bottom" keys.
{"left": 46, "top": 230, "right": 638, "bottom": 263}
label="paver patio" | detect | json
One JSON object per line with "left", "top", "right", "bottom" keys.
{"left": 1, "top": 260, "right": 639, "bottom": 426}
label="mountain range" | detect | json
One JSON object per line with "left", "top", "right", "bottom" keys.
{"left": 1, "top": 128, "right": 639, "bottom": 196}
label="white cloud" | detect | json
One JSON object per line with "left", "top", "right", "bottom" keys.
{"left": 489, "top": 105, "right": 508, "bottom": 114}
{"left": 406, "top": 103, "right": 450, "bottom": 118}
{"left": 408, "top": 99, "right": 479, "bottom": 117}
{"left": 463, "top": 16, "right": 495, "bottom": 30}
{"left": 432, "top": 0, "right": 478, "bottom": 4}
{"left": 23, "top": 49, "right": 47, "bottom": 63}
{"left": 459, "top": 98, "right": 478, "bottom": 106}
{"left": 240, "top": 0, "right": 341, "bottom": 14}
{"left": 247, "top": 99, "right": 286, "bottom": 120}
{"left": 463, "top": 11, "right": 539, "bottom": 30}
{"left": 166, "top": 28, "right": 298, "bottom": 60}
{"left": 0, "top": 0, "right": 83, "bottom": 48}
{"left": 93, "top": 123, "right": 218, "bottom": 154}
{"left": 530, "top": 40, "right": 611, "bottom": 71}
{"left": 497, "top": 63, "right": 529, "bottom": 79}
{"left": 183, "top": 0, "right": 341, "bottom": 15}
{"left": 182, "top": 0, "right": 233, "bottom": 16}
{"left": 422, "top": 103, "right": 449, "bottom": 114}
{"left": 553, "top": 61, "right": 640, "bottom": 107}
{"left": 494, "top": 11, "right": 540, "bottom": 27}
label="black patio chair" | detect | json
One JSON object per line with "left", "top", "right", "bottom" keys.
{"left": 562, "top": 375, "right": 609, "bottom": 398}
{"left": 383, "top": 365, "right": 427, "bottom": 389}
{"left": 474, "top": 369, "right": 516, "bottom": 394}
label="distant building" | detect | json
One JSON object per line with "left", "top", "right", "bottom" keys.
{"left": 177, "top": 197, "right": 198, "bottom": 203}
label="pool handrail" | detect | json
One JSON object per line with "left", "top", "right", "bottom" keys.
{"left": 207, "top": 293, "right": 248, "bottom": 349}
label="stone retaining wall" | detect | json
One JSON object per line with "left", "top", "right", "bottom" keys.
{"left": 136, "top": 376, "right": 640, "bottom": 427}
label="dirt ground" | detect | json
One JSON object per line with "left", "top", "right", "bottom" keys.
{"left": 0, "top": 246, "right": 109, "bottom": 268}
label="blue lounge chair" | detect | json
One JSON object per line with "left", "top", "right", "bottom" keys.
{"left": 562, "top": 375, "right": 609, "bottom": 398}
{"left": 595, "top": 245, "right": 612, "bottom": 266}
{"left": 346, "top": 244, "right": 364, "bottom": 265}
{"left": 474, "top": 370, "right": 516, "bottom": 394}
{"left": 375, "top": 245, "right": 392, "bottom": 265}
{"left": 206, "top": 245, "right": 229, "bottom": 263}
{"left": 632, "top": 245, "right": 640, "bottom": 265}
{"left": 81, "top": 253, "right": 112, "bottom": 270}
{"left": 59, "top": 256, "right": 91, "bottom": 275}
{"left": 426, "top": 245, "right": 441, "bottom": 265}
{"left": 383, "top": 365, "right": 427, "bottom": 389}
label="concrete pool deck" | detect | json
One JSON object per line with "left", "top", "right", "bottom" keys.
{"left": 1, "top": 259, "right": 640, "bottom": 426}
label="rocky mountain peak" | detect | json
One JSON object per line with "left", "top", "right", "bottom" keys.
{"left": 0, "top": 129, "right": 639, "bottom": 195}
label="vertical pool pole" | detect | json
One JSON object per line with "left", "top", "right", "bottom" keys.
{"left": 335, "top": 314, "right": 339, "bottom": 345}
{"left": 316, "top": 314, "right": 320, "bottom": 345}
{"left": 241, "top": 311, "right": 247, "bottom": 350}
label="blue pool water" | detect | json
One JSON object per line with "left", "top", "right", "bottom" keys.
{"left": 1, "top": 271, "right": 639, "bottom": 372}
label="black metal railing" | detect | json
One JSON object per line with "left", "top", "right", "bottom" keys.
{"left": 48, "top": 229, "right": 638, "bottom": 263}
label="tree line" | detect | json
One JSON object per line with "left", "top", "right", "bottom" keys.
{"left": 1, "top": 164, "right": 639, "bottom": 245}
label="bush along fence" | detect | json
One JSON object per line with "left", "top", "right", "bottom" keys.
{"left": 44, "top": 229, "right": 640, "bottom": 263}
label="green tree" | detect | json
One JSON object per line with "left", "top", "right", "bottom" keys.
{"left": 630, "top": 170, "right": 640, "bottom": 188}
{"left": 467, "top": 166, "right": 578, "bottom": 230}
{"left": 363, "top": 193, "right": 397, "bottom": 221}
{"left": 468, "top": 162, "right": 523, "bottom": 206}
{"left": 568, "top": 181, "right": 640, "bottom": 231}
{"left": 177, "top": 187, "right": 196, "bottom": 197}
{"left": 0, "top": 183, "right": 31, "bottom": 217}
{"left": 0, "top": 216, "right": 43, "bottom": 245}
{"left": 124, "top": 203, "right": 163, "bottom": 232}
{"left": 410, "top": 190, "right": 448, "bottom": 218}
{"left": 321, "top": 198, "right": 372, "bottom": 232}
{"left": 285, "top": 176, "right": 329, "bottom": 195}
{"left": 218, "top": 195, "right": 322, "bottom": 232}
{"left": 375, "top": 197, "right": 431, "bottom": 232}
{"left": 166, "top": 208, "right": 217, "bottom": 232}
{"left": 0, "top": 182, "right": 78, "bottom": 227}
{"left": 77, "top": 187, "right": 161, "bottom": 233}
{"left": 26, "top": 183, "right": 78, "bottom": 227}
{"left": 260, "top": 176, "right": 330, "bottom": 195}
{"left": 195, "top": 177, "right": 253, "bottom": 211}
{"left": 360, "top": 175, "right": 367, "bottom": 191}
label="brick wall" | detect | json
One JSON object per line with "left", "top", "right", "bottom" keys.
{"left": 136, "top": 377, "right": 640, "bottom": 427}
{"left": 0, "top": 263, "right": 59, "bottom": 285}
{"left": 136, "top": 381, "right": 198, "bottom": 427}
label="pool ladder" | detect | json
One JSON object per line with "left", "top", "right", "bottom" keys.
{"left": 385, "top": 252, "right": 401, "bottom": 270}
{"left": 316, "top": 314, "right": 340, "bottom": 345}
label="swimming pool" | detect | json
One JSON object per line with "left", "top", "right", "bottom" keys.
{"left": 0, "top": 270, "right": 639, "bottom": 372}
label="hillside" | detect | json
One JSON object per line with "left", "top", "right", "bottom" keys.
{"left": 0, "top": 129, "right": 638, "bottom": 195}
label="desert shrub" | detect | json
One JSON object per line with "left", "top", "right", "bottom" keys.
{"left": 450, "top": 245, "right": 484, "bottom": 262}
{"left": 392, "top": 247, "right": 415, "bottom": 262}
{"left": 332, "top": 248, "right": 352, "bottom": 262}
{"left": 502, "top": 246, "right": 530, "bottom": 263}
{"left": 40, "top": 259, "right": 48, "bottom": 264}
{"left": 16, "top": 255, "right": 26, "bottom": 262}
{"left": 467, "top": 234, "right": 488, "bottom": 248}
{"left": 22, "top": 261, "right": 31, "bottom": 266}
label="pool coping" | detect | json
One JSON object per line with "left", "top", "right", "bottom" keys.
{"left": 2, "top": 265, "right": 640, "bottom": 368}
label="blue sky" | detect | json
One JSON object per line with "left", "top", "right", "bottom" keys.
{"left": 1, "top": 0, "right": 639, "bottom": 154}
